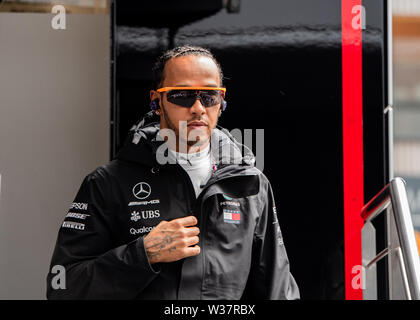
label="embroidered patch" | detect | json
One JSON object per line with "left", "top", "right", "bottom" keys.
{"left": 223, "top": 209, "right": 241, "bottom": 224}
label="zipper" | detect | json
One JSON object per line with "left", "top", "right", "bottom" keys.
{"left": 173, "top": 163, "right": 196, "bottom": 213}
{"left": 198, "top": 196, "right": 208, "bottom": 300}
{"left": 173, "top": 162, "right": 211, "bottom": 300}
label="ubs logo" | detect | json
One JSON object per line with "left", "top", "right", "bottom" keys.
{"left": 133, "top": 182, "right": 151, "bottom": 200}
{"left": 131, "top": 210, "right": 160, "bottom": 221}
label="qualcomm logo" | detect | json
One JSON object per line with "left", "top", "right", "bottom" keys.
{"left": 133, "top": 182, "right": 151, "bottom": 200}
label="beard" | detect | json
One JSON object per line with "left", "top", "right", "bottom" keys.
{"left": 160, "top": 101, "right": 217, "bottom": 152}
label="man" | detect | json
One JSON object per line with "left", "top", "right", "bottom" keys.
{"left": 46, "top": 45, "right": 299, "bottom": 300}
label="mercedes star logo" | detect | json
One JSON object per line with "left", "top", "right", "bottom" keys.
{"left": 133, "top": 182, "right": 152, "bottom": 200}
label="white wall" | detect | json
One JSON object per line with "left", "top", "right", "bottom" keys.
{"left": 0, "top": 13, "right": 109, "bottom": 299}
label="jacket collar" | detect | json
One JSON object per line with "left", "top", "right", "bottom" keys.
{"left": 115, "top": 111, "right": 256, "bottom": 172}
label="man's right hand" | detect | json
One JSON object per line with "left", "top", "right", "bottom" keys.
{"left": 143, "top": 216, "right": 200, "bottom": 264}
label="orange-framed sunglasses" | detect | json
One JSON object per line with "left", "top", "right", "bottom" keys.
{"left": 156, "top": 86, "right": 226, "bottom": 108}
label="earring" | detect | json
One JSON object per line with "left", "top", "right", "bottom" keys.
{"left": 221, "top": 100, "right": 227, "bottom": 111}
{"left": 150, "top": 100, "right": 159, "bottom": 111}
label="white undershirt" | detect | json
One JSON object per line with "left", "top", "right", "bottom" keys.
{"left": 167, "top": 144, "right": 212, "bottom": 198}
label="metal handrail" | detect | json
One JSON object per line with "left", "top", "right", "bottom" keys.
{"left": 361, "top": 177, "right": 420, "bottom": 300}
{"left": 361, "top": 183, "right": 391, "bottom": 222}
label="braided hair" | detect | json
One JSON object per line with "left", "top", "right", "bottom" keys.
{"left": 152, "top": 45, "right": 224, "bottom": 89}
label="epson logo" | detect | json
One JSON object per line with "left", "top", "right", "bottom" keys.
{"left": 70, "top": 202, "right": 88, "bottom": 211}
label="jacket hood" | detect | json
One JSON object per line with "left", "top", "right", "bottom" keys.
{"left": 115, "top": 111, "right": 256, "bottom": 171}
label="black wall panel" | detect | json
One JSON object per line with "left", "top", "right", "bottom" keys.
{"left": 111, "top": 0, "right": 389, "bottom": 299}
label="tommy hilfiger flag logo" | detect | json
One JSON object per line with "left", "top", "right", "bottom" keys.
{"left": 223, "top": 209, "right": 241, "bottom": 224}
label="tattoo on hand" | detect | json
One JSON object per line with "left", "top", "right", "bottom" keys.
{"left": 145, "top": 235, "right": 175, "bottom": 263}
{"left": 145, "top": 235, "right": 174, "bottom": 250}
{"left": 147, "top": 251, "right": 160, "bottom": 260}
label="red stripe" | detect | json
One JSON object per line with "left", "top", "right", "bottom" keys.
{"left": 341, "top": 0, "right": 364, "bottom": 300}
{"left": 231, "top": 213, "right": 240, "bottom": 221}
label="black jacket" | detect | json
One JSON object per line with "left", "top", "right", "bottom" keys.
{"left": 46, "top": 112, "right": 299, "bottom": 300}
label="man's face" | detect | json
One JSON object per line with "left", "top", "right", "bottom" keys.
{"left": 150, "top": 55, "right": 222, "bottom": 152}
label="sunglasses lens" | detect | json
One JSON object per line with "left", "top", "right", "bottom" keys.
{"left": 199, "top": 90, "right": 222, "bottom": 107}
{"left": 166, "top": 90, "right": 196, "bottom": 107}
{"left": 166, "top": 90, "right": 223, "bottom": 108}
